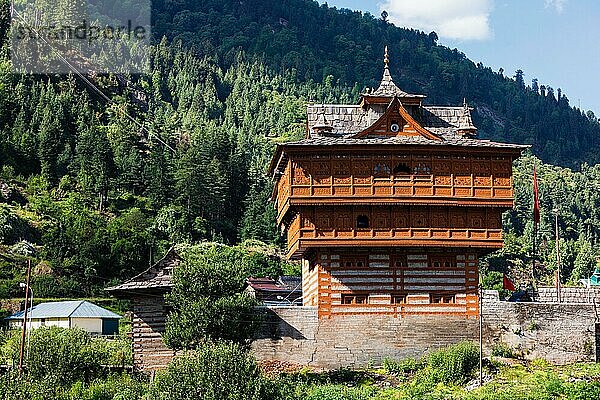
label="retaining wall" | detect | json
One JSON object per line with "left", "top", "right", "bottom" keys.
{"left": 535, "top": 287, "right": 600, "bottom": 304}
{"left": 252, "top": 297, "right": 599, "bottom": 368}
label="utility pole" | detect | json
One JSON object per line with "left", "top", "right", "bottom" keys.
{"left": 18, "top": 259, "right": 32, "bottom": 373}
{"left": 554, "top": 209, "right": 561, "bottom": 303}
{"left": 479, "top": 274, "right": 483, "bottom": 387}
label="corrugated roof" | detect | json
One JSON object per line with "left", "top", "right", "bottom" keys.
{"left": 5, "top": 300, "right": 121, "bottom": 320}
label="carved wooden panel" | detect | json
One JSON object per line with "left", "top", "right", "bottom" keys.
{"left": 335, "top": 212, "right": 353, "bottom": 231}
{"left": 431, "top": 210, "right": 448, "bottom": 228}
{"left": 487, "top": 211, "right": 502, "bottom": 229}
{"left": 312, "top": 161, "right": 331, "bottom": 185}
{"left": 293, "top": 162, "right": 310, "bottom": 185}
{"left": 333, "top": 160, "right": 351, "bottom": 184}
{"left": 454, "top": 176, "right": 471, "bottom": 186}
{"left": 469, "top": 211, "right": 485, "bottom": 229}
{"left": 373, "top": 211, "right": 390, "bottom": 228}
{"left": 435, "top": 176, "right": 452, "bottom": 185}
{"left": 353, "top": 160, "right": 372, "bottom": 184}
{"left": 450, "top": 210, "right": 467, "bottom": 228}
{"left": 313, "top": 187, "right": 331, "bottom": 196}
{"left": 392, "top": 208, "right": 409, "bottom": 228}
{"left": 411, "top": 210, "right": 428, "bottom": 228}
{"left": 493, "top": 177, "right": 511, "bottom": 187}
{"left": 474, "top": 176, "right": 491, "bottom": 186}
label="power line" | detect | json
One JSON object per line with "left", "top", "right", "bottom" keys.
{"left": 11, "top": 8, "right": 175, "bottom": 153}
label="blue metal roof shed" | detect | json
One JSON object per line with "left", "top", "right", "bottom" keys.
{"left": 5, "top": 300, "right": 121, "bottom": 335}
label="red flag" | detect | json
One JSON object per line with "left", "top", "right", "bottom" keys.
{"left": 533, "top": 165, "right": 540, "bottom": 226}
{"left": 503, "top": 274, "right": 516, "bottom": 291}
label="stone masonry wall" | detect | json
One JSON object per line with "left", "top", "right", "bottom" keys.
{"left": 535, "top": 287, "right": 600, "bottom": 304}
{"left": 252, "top": 298, "right": 599, "bottom": 368}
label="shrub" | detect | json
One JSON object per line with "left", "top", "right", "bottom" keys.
{"left": 382, "top": 342, "right": 480, "bottom": 386}
{"left": 491, "top": 343, "right": 516, "bottom": 359}
{"left": 150, "top": 341, "right": 274, "bottom": 400}
{"left": 0, "top": 370, "right": 57, "bottom": 400}
{"left": 383, "top": 357, "right": 425, "bottom": 376}
{"left": 164, "top": 245, "right": 260, "bottom": 349}
{"left": 0, "top": 205, "right": 31, "bottom": 245}
{"left": 91, "top": 335, "right": 133, "bottom": 367}
{"left": 11, "top": 327, "right": 103, "bottom": 384}
{"left": 425, "top": 341, "right": 480, "bottom": 385}
{"left": 304, "top": 384, "right": 377, "bottom": 400}
{"left": 58, "top": 374, "right": 148, "bottom": 400}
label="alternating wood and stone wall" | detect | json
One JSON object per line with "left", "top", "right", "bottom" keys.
{"left": 303, "top": 249, "right": 479, "bottom": 318}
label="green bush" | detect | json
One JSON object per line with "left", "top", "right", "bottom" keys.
{"left": 382, "top": 342, "right": 479, "bottom": 386}
{"left": 383, "top": 357, "right": 424, "bottom": 376}
{"left": 58, "top": 374, "right": 148, "bottom": 400}
{"left": 150, "top": 341, "right": 274, "bottom": 400}
{"left": 0, "top": 204, "right": 31, "bottom": 245}
{"left": 491, "top": 343, "right": 516, "bottom": 358}
{"left": 164, "top": 245, "right": 260, "bottom": 349}
{"left": 426, "top": 341, "right": 480, "bottom": 385}
{"left": 0, "top": 329, "right": 21, "bottom": 365}
{"left": 7, "top": 327, "right": 102, "bottom": 384}
{"left": 304, "top": 384, "right": 377, "bottom": 400}
{"left": 91, "top": 335, "right": 133, "bottom": 367}
{"left": 29, "top": 327, "right": 101, "bottom": 384}
{"left": 0, "top": 371, "right": 58, "bottom": 400}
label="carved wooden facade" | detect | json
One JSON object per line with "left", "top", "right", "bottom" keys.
{"left": 270, "top": 49, "right": 526, "bottom": 318}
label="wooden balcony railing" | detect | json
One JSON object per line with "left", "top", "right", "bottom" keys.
{"left": 277, "top": 174, "right": 513, "bottom": 223}
{"left": 286, "top": 223, "right": 503, "bottom": 258}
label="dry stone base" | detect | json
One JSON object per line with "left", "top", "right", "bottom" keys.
{"left": 252, "top": 299, "right": 599, "bottom": 368}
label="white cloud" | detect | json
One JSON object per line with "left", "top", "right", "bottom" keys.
{"left": 545, "top": 0, "right": 567, "bottom": 13}
{"left": 379, "top": 0, "right": 493, "bottom": 41}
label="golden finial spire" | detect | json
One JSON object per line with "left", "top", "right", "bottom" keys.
{"left": 384, "top": 46, "right": 389, "bottom": 69}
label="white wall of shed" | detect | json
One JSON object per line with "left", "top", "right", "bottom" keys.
{"left": 71, "top": 317, "right": 103, "bottom": 334}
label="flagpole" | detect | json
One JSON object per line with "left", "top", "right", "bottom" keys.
{"left": 532, "top": 163, "right": 540, "bottom": 292}
{"left": 479, "top": 273, "right": 483, "bottom": 387}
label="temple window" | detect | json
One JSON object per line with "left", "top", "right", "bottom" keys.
{"left": 413, "top": 163, "right": 431, "bottom": 174}
{"left": 431, "top": 295, "right": 455, "bottom": 304}
{"left": 374, "top": 163, "right": 391, "bottom": 177}
{"left": 393, "top": 163, "right": 412, "bottom": 175}
{"left": 392, "top": 295, "right": 406, "bottom": 304}
{"left": 357, "top": 215, "right": 370, "bottom": 229}
{"left": 342, "top": 294, "right": 367, "bottom": 305}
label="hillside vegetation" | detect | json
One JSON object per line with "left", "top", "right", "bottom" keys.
{"left": 0, "top": 0, "right": 599, "bottom": 295}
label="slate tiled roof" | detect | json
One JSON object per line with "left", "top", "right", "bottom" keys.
{"left": 307, "top": 103, "right": 482, "bottom": 138}
{"left": 5, "top": 300, "right": 121, "bottom": 320}
{"left": 421, "top": 106, "right": 466, "bottom": 128}
{"left": 282, "top": 135, "right": 528, "bottom": 149}
{"left": 307, "top": 105, "right": 370, "bottom": 135}
{"left": 105, "top": 247, "right": 180, "bottom": 294}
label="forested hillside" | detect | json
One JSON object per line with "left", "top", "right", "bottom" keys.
{"left": 152, "top": 0, "right": 600, "bottom": 167}
{"left": 0, "top": 0, "right": 600, "bottom": 296}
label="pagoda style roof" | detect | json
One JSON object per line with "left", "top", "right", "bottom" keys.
{"left": 270, "top": 48, "right": 528, "bottom": 176}
{"left": 361, "top": 46, "right": 425, "bottom": 101}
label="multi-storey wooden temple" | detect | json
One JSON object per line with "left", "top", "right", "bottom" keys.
{"left": 269, "top": 49, "right": 527, "bottom": 319}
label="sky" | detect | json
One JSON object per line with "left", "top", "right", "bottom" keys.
{"left": 321, "top": 0, "right": 600, "bottom": 114}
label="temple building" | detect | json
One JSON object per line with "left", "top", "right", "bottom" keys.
{"left": 268, "top": 48, "right": 527, "bottom": 319}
